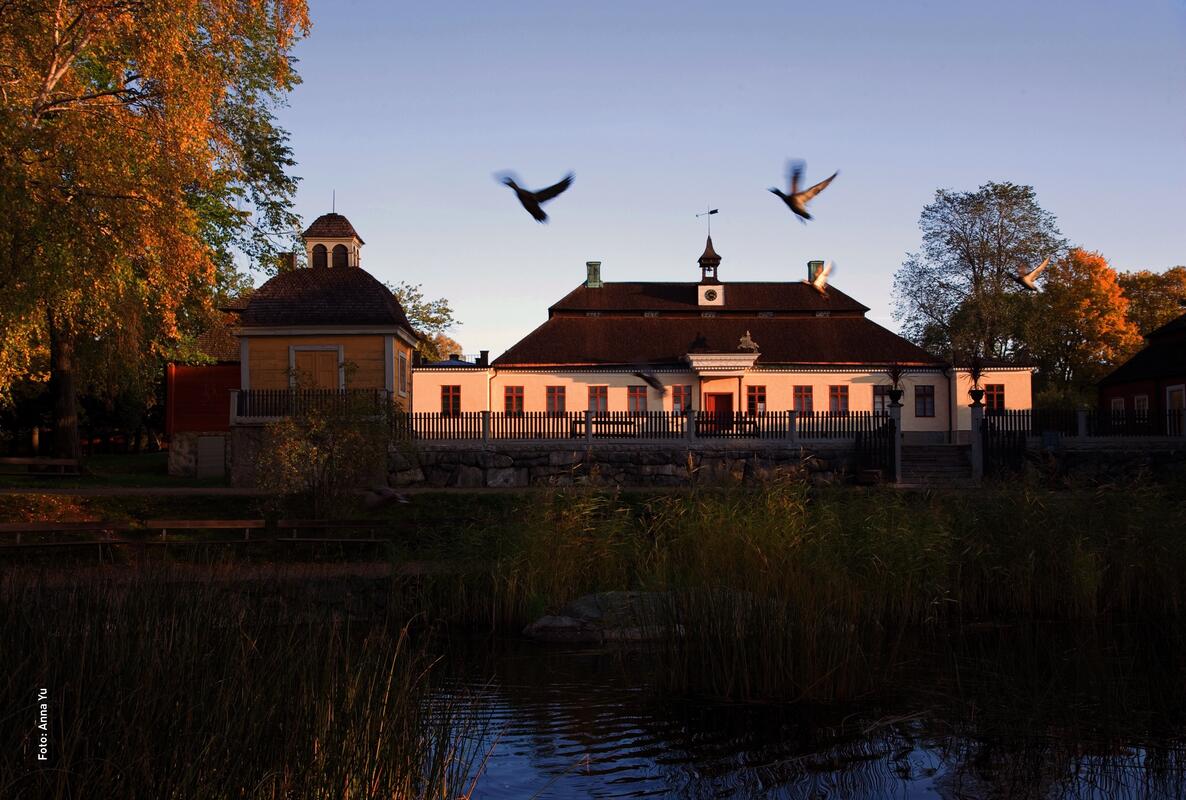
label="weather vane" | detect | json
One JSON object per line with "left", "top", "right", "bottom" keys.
{"left": 696, "top": 206, "right": 719, "bottom": 236}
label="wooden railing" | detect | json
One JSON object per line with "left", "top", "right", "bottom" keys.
{"left": 233, "top": 389, "right": 392, "bottom": 421}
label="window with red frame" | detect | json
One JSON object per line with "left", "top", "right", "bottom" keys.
{"left": 504, "top": 386, "right": 524, "bottom": 416}
{"left": 985, "top": 383, "right": 1005, "bottom": 414}
{"left": 546, "top": 386, "right": 566, "bottom": 415}
{"left": 588, "top": 385, "right": 608, "bottom": 415}
{"left": 746, "top": 385, "right": 767, "bottom": 415}
{"left": 671, "top": 385, "right": 693, "bottom": 414}
{"left": 793, "top": 385, "right": 814, "bottom": 415}
{"left": 828, "top": 385, "right": 849, "bottom": 414}
{"left": 440, "top": 385, "right": 461, "bottom": 416}
{"left": 627, "top": 385, "right": 648, "bottom": 415}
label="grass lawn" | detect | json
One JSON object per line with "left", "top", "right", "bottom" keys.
{"left": 0, "top": 451, "right": 227, "bottom": 490}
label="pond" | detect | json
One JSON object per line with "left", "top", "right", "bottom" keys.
{"left": 437, "top": 626, "right": 1186, "bottom": 799}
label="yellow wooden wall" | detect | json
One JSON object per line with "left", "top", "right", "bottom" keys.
{"left": 246, "top": 335, "right": 386, "bottom": 390}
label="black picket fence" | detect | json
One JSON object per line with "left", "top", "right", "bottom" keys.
{"left": 856, "top": 417, "right": 897, "bottom": 480}
{"left": 984, "top": 408, "right": 1185, "bottom": 438}
{"left": 389, "top": 410, "right": 886, "bottom": 442}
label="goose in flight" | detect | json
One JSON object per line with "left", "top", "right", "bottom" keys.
{"left": 803, "top": 260, "right": 833, "bottom": 297}
{"left": 769, "top": 160, "right": 838, "bottom": 221}
{"left": 498, "top": 172, "right": 574, "bottom": 223}
{"left": 1011, "top": 257, "right": 1050, "bottom": 291}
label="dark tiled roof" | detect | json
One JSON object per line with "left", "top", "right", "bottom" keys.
{"left": 302, "top": 213, "right": 365, "bottom": 243}
{"left": 1099, "top": 310, "right": 1186, "bottom": 386}
{"left": 493, "top": 315, "right": 944, "bottom": 368}
{"left": 217, "top": 295, "right": 251, "bottom": 313}
{"left": 239, "top": 267, "right": 414, "bottom": 330}
{"left": 550, "top": 282, "right": 869, "bottom": 315}
{"left": 1145, "top": 310, "right": 1186, "bottom": 340}
{"left": 195, "top": 316, "right": 241, "bottom": 362}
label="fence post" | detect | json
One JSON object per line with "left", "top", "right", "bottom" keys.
{"left": 788, "top": 410, "right": 798, "bottom": 443}
{"left": 888, "top": 404, "right": 903, "bottom": 484}
{"left": 969, "top": 403, "right": 985, "bottom": 482}
{"left": 229, "top": 390, "right": 239, "bottom": 426}
{"left": 686, "top": 409, "right": 697, "bottom": 442}
{"left": 1076, "top": 408, "right": 1088, "bottom": 438}
{"left": 585, "top": 409, "right": 593, "bottom": 444}
{"left": 481, "top": 410, "right": 491, "bottom": 445}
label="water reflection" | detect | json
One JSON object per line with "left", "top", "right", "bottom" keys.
{"left": 437, "top": 625, "right": 1186, "bottom": 799}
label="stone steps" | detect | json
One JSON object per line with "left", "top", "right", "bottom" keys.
{"left": 900, "top": 445, "right": 974, "bottom": 487}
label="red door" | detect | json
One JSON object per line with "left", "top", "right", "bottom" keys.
{"left": 703, "top": 393, "right": 733, "bottom": 435}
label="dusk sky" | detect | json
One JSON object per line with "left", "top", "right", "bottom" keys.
{"left": 276, "top": 0, "right": 1186, "bottom": 357}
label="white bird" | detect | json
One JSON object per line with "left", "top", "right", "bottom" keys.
{"left": 1011, "top": 257, "right": 1050, "bottom": 292}
{"left": 769, "top": 160, "right": 839, "bottom": 222}
{"left": 803, "top": 260, "right": 833, "bottom": 297}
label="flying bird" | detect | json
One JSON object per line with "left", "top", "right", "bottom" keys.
{"left": 632, "top": 369, "right": 665, "bottom": 392}
{"left": 803, "top": 260, "right": 833, "bottom": 297}
{"left": 1011, "top": 257, "right": 1050, "bottom": 292}
{"left": 769, "top": 160, "right": 838, "bottom": 222}
{"left": 498, "top": 172, "right": 574, "bottom": 223}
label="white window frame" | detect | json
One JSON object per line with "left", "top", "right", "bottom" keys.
{"left": 1110, "top": 397, "right": 1125, "bottom": 413}
{"left": 288, "top": 345, "right": 345, "bottom": 390}
{"left": 1134, "top": 395, "right": 1149, "bottom": 414}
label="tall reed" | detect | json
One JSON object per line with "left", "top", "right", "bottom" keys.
{"left": 1, "top": 568, "right": 484, "bottom": 799}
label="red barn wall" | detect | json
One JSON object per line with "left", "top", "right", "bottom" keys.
{"left": 167, "top": 364, "right": 240, "bottom": 435}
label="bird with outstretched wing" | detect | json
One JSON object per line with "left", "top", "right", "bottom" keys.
{"left": 498, "top": 172, "right": 574, "bottom": 223}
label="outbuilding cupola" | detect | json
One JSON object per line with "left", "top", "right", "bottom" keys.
{"left": 303, "top": 212, "right": 364, "bottom": 269}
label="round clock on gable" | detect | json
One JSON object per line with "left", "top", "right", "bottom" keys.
{"left": 703, "top": 289, "right": 718, "bottom": 302}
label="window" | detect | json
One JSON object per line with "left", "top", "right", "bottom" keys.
{"left": 746, "top": 385, "right": 767, "bottom": 415}
{"left": 441, "top": 385, "right": 461, "bottom": 416}
{"left": 1110, "top": 397, "right": 1125, "bottom": 414}
{"left": 397, "top": 351, "right": 408, "bottom": 395}
{"left": 793, "top": 385, "right": 814, "bottom": 415}
{"left": 873, "top": 385, "right": 890, "bottom": 415}
{"left": 311, "top": 244, "right": 327, "bottom": 269}
{"left": 984, "top": 384, "right": 1005, "bottom": 414}
{"left": 504, "top": 386, "right": 524, "bottom": 416}
{"left": 915, "top": 385, "right": 935, "bottom": 418}
{"left": 546, "top": 386, "right": 566, "bottom": 415}
{"left": 627, "top": 385, "right": 648, "bottom": 415}
{"left": 672, "top": 385, "right": 693, "bottom": 414}
{"left": 588, "top": 385, "right": 608, "bottom": 416}
{"left": 1134, "top": 395, "right": 1149, "bottom": 416}
{"left": 331, "top": 243, "right": 348, "bottom": 268}
{"left": 829, "top": 385, "right": 849, "bottom": 414}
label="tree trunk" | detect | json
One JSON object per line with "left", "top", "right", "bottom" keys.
{"left": 47, "top": 309, "right": 81, "bottom": 461}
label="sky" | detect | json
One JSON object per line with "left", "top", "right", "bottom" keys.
{"left": 273, "top": 0, "right": 1186, "bottom": 357}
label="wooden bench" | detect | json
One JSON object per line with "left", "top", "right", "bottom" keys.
{"left": 0, "top": 521, "right": 134, "bottom": 559}
{"left": 0, "top": 457, "right": 80, "bottom": 476}
{"left": 142, "top": 519, "right": 270, "bottom": 542}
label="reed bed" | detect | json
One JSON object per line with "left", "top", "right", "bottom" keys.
{"left": 0, "top": 568, "right": 485, "bottom": 799}
{"left": 398, "top": 482, "right": 1186, "bottom": 703}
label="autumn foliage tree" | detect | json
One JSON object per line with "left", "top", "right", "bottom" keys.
{"left": 1023, "top": 249, "right": 1142, "bottom": 404}
{"left": 1117, "top": 266, "right": 1186, "bottom": 336}
{"left": 0, "top": 0, "right": 309, "bottom": 458}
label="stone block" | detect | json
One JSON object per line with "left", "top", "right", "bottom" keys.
{"left": 454, "top": 464, "right": 484, "bottom": 488}
{"left": 486, "top": 466, "right": 528, "bottom": 488}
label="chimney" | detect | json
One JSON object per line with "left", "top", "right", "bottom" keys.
{"left": 807, "top": 260, "right": 826, "bottom": 282}
{"left": 449, "top": 353, "right": 461, "bottom": 362}
{"left": 585, "top": 261, "right": 603, "bottom": 288}
{"left": 478, "top": 350, "right": 489, "bottom": 367}
{"left": 278, "top": 251, "right": 297, "bottom": 271}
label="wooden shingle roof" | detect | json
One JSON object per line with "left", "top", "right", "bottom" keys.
{"left": 239, "top": 267, "right": 414, "bottom": 330}
{"left": 302, "top": 213, "right": 365, "bottom": 243}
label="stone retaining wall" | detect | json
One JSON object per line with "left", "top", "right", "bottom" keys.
{"left": 1027, "top": 437, "right": 1186, "bottom": 484}
{"left": 388, "top": 441, "right": 858, "bottom": 489}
